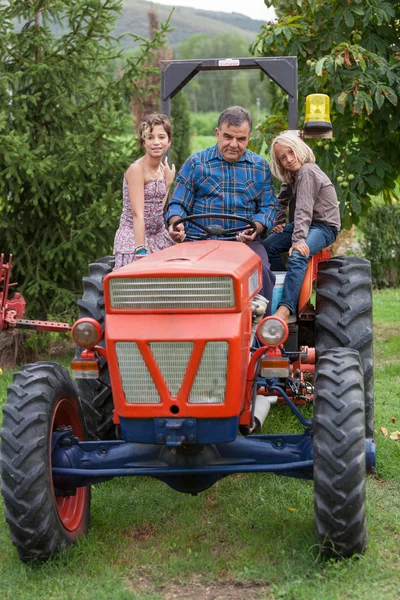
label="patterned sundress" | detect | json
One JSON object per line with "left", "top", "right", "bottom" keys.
{"left": 113, "top": 164, "right": 174, "bottom": 269}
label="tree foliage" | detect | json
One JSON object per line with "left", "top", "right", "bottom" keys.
{"left": 130, "top": 7, "right": 172, "bottom": 134}
{"left": 359, "top": 204, "right": 400, "bottom": 288}
{"left": 171, "top": 91, "right": 191, "bottom": 173}
{"left": 0, "top": 0, "right": 170, "bottom": 318}
{"left": 251, "top": 0, "right": 400, "bottom": 227}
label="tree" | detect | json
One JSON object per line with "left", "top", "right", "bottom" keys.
{"left": 171, "top": 91, "right": 191, "bottom": 172}
{"left": 0, "top": 0, "right": 171, "bottom": 318}
{"left": 128, "top": 8, "right": 191, "bottom": 176}
{"left": 251, "top": 0, "right": 400, "bottom": 227}
{"left": 130, "top": 7, "right": 172, "bottom": 134}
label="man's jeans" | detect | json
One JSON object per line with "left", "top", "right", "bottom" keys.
{"left": 248, "top": 239, "right": 276, "bottom": 316}
{"left": 263, "top": 221, "right": 338, "bottom": 314}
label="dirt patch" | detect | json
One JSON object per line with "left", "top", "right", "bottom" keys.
{"left": 125, "top": 573, "right": 272, "bottom": 600}
{"left": 130, "top": 577, "right": 271, "bottom": 600}
{"left": 374, "top": 323, "right": 400, "bottom": 341}
{"left": 161, "top": 580, "right": 271, "bottom": 600}
{"left": 121, "top": 521, "right": 156, "bottom": 541}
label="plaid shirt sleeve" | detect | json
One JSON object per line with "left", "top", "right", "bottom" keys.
{"left": 251, "top": 157, "right": 278, "bottom": 234}
{"left": 165, "top": 158, "right": 196, "bottom": 223}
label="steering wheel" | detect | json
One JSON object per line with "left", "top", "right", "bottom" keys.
{"left": 173, "top": 213, "right": 258, "bottom": 241}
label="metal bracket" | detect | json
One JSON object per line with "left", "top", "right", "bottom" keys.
{"left": 154, "top": 418, "right": 197, "bottom": 446}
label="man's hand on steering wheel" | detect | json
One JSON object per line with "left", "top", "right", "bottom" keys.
{"left": 168, "top": 217, "right": 186, "bottom": 243}
{"left": 236, "top": 222, "right": 264, "bottom": 244}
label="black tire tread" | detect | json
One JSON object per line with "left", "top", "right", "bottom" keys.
{"left": 316, "top": 255, "right": 374, "bottom": 438}
{"left": 0, "top": 362, "right": 90, "bottom": 562}
{"left": 313, "top": 348, "right": 367, "bottom": 558}
{"left": 75, "top": 256, "right": 116, "bottom": 440}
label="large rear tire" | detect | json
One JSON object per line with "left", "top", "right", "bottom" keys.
{"left": 316, "top": 256, "right": 374, "bottom": 438}
{"left": 313, "top": 348, "right": 367, "bottom": 558}
{"left": 75, "top": 256, "right": 116, "bottom": 440}
{"left": 1, "top": 362, "right": 91, "bottom": 562}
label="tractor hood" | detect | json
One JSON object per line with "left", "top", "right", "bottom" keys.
{"left": 103, "top": 240, "right": 262, "bottom": 314}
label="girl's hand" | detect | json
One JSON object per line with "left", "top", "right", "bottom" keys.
{"left": 289, "top": 243, "right": 310, "bottom": 257}
{"left": 161, "top": 157, "right": 176, "bottom": 187}
{"left": 273, "top": 223, "right": 285, "bottom": 233}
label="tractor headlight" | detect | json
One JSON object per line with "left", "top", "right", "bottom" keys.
{"left": 257, "top": 317, "right": 288, "bottom": 347}
{"left": 71, "top": 318, "right": 102, "bottom": 349}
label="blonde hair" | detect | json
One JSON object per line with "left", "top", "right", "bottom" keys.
{"left": 270, "top": 131, "right": 315, "bottom": 183}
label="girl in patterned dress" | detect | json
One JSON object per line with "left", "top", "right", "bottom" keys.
{"left": 113, "top": 114, "right": 176, "bottom": 269}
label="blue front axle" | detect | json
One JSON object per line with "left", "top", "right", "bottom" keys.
{"left": 51, "top": 428, "right": 376, "bottom": 495}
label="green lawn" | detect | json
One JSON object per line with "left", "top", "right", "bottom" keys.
{"left": 0, "top": 289, "right": 399, "bottom": 600}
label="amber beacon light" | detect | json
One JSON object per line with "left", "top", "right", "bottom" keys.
{"left": 303, "top": 94, "right": 332, "bottom": 138}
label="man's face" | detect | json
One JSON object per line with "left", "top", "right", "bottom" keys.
{"left": 215, "top": 121, "right": 251, "bottom": 162}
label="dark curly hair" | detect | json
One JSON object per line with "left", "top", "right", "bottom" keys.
{"left": 139, "top": 113, "right": 172, "bottom": 147}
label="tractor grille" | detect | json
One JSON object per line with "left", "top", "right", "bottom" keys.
{"left": 115, "top": 341, "right": 228, "bottom": 404}
{"left": 109, "top": 277, "right": 234, "bottom": 310}
{"left": 188, "top": 342, "right": 228, "bottom": 404}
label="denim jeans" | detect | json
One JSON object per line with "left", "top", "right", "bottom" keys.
{"left": 263, "top": 221, "right": 338, "bottom": 314}
{"left": 248, "top": 239, "right": 276, "bottom": 316}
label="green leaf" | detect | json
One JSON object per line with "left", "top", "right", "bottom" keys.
{"left": 362, "top": 7, "right": 372, "bottom": 26}
{"left": 362, "top": 92, "right": 373, "bottom": 115}
{"left": 350, "top": 194, "right": 361, "bottom": 215}
{"left": 353, "top": 91, "right": 364, "bottom": 114}
{"left": 282, "top": 27, "right": 293, "bottom": 42}
{"left": 381, "top": 86, "right": 398, "bottom": 106}
{"left": 375, "top": 89, "right": 385, "bottom": 110}
{"left": 315, "top": 56, "right": 327, "bottom": 77}
{"left": 353, "top": 52, "right": 366, "bottom": 72}
{"left": 334, "top": 9, "right": 344, "bottom": 28}
{"left": 351, "top": 8, "right": 365, "bottom": 16}
{"left": 344, "top": 9, "right": 354, "bottom": 27}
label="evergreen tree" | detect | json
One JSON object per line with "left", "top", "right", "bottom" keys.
{"left": 0, "top": 0, "right": 171, "bottom": 318}
{"left": 171, "top": 91, "right": 191, "bottom": 172}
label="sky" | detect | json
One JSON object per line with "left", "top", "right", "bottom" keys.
{"left": 151, "top": 0, "right": 276, "bottom": 22}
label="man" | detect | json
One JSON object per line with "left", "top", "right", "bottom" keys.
{"left": 165, "top": 105, "right": 277, "bottom": 313}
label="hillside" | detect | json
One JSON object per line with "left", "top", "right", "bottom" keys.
{"left": 116, "top": 0, "right": 266, "bottom": 50}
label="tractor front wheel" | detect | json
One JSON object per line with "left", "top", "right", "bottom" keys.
{"left": 313, "top": 348, "right": 367, "bottom": 558}
{"left": 75, "top": 256, "right": 116, "bottom": 440}
{"left": 1, "top": 362, "right": 91, "bottom": 562}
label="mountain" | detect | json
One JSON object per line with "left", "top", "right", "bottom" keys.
{"left": 116, "top": 1, "right": 265, "bottom": 50}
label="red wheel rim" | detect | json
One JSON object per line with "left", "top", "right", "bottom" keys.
{"left": 52, "top": 398, "right": 88, "bottom": 531}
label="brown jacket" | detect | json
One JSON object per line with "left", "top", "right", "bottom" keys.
{"left": 275, "top": 163, "right": 341, "bottom": 246}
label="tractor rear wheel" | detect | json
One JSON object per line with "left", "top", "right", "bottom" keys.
{"left": 313, "top": 348, "right": 367, "bottom": 558}
{"left": 1, "top": 362, "right": 91, "bottom": 562}
{"left": 75, "top": 256, "right": 116, "bottom": 440}
{"left": 316, "top": 256, "right": 374, "bottom": 438}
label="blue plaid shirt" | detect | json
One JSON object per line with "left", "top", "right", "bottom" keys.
{"left": 165, "top": 145, "right": 277, "bottom": 239}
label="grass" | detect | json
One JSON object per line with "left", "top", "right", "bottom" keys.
{"left": 0, "top": 289, "right": 399, "bottom": 599}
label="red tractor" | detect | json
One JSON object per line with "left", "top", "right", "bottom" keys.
{"left": 0, "top": 58, "right": 375, "bottom": 563}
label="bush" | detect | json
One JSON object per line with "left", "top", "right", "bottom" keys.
{"left": 359, "top": 204, "right": 400, "bottom": 288}
{"left": 190, "top": 112, "right": 220, "bottom": 136}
